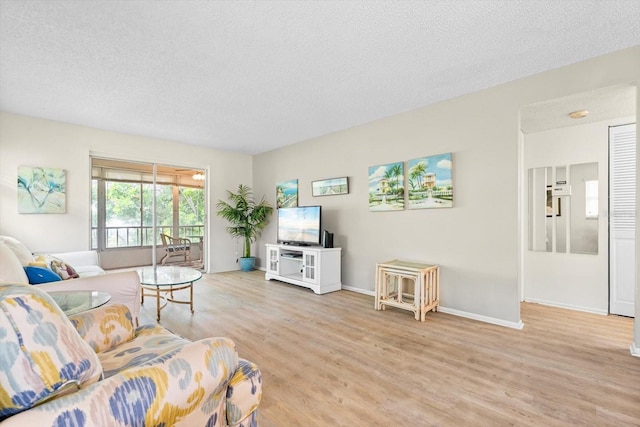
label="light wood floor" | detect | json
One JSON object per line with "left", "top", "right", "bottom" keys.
{"left": 139, "top": 270, "right": 640, "bottom": 427}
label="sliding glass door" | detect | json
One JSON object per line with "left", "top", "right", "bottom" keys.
{"left": 91, "top": 157, "right": 206, "bottom": 268}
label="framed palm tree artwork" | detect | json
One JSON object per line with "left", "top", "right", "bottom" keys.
{"left": 368, "top": 162, "right": 404, "bottom": 211}
{"left": 407, "top": 153, "right": 453, "bottom": 209}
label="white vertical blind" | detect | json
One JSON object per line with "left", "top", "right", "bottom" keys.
{"left": 610, "top": 124, "right": 637, "bottom": 232}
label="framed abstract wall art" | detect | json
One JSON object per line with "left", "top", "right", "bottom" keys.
{"left": 368, "top": 162, "right": 404, "bottom": 211}
{"left": 17, "top": 166, "right": 66, "bottom": 214}
{"left": 276, "top": 179, "right": 298, "bottom": 208}
{"left": 407, "top": 153, "right": 453, "bottom": 209}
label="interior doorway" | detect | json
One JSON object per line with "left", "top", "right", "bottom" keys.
{"left": 520, "top": 84, "right": 636, "bottom": 315}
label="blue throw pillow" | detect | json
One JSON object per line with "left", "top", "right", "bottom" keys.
{"left": 23, "top": 266, "right": 62, "bottom": 284}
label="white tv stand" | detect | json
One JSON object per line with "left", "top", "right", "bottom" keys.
{"left": 265, "top": 244, "right": 342, "bottom": 294}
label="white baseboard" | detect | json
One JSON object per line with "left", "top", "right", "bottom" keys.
{"left": 523, "top": 298, "right": 608, "bottom": 316}
{"left": 341, "top": 286, "right": 523, "bottom": 329}
{"left": 341, "top": 285, "right": 374, "bottom": 296}
{"left": 438, "top": 306, "right": 525, "bottom": 330}
{"left": 631, "top": 342, "right": 640, "bottom": 358}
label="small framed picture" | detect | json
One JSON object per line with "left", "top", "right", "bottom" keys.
{"left": 312, "top": 177, "right": 349, "bottom": 197}
{"left": 276, "top": 179, "right": 298, "bottom": 208}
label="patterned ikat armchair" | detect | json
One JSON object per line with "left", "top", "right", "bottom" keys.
{"left": 0, "top": 284, "right": 261, "bottom": 426}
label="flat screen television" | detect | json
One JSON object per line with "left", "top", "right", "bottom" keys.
{"left": 277, "top": 205, "right": 322, "bottom": 246}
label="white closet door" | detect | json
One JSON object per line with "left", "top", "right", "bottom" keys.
{"left": 609, "top": 123, "right": 636, "bottom": 317}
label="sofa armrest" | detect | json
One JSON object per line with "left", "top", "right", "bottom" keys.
{"left": 0, "top": 338, "right": 240, "bottom": 427}
{"left": 68, "top": 304, "right": 135, "bottom": 353}
{"left": 226, "top": 358, "right": 262, "bottom": 426}
{"left": 39, "top": 271, "right": 141, "bottom": 326}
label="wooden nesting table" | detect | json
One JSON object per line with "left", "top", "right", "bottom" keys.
{"left": 374, "top": 259, "right": 440, "bottom": 321}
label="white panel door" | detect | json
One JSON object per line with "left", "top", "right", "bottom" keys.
{"left": 609, "top": 123, "right": 636, "bottom": 317}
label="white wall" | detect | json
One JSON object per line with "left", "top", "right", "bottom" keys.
{"left": 522, "top": 117, "right": 634, "bottom": 314}
{"left": 0, "top": 112, "right": 252, "bottom": 273}
{"left": 253, "top": 45, "right": 640, "bottom": 327}
{"left": 1, "top": 46, "right": 638, "bottom": 331}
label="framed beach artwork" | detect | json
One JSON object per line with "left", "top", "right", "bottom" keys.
{"left": 368, "top": 162, "right": 404, "bottom": 211}
{"left": 17, "top": 166, "right": 66, "bottom": 214}
{"left": 276, "top": 179, "right": 298, "bottom": 208}
{"left": 312, "top": 177, "right": 349, "bottom": 196}
{"left": 407, "top": 153, "right": 453, "bottom": 209}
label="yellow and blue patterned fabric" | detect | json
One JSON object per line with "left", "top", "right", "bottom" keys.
{"left": 68, "top": 304, "right": 135, "bottom": 353}
{"left": 0, "top": 284, "right": 103, "bottom": 420}
{"left": 98, "top": 323, "right": 192, "bottom": 378}
{"left": 1, "top": 295, "right": 262, "bottom": 426}
{"left": 226, "top": 359, "right": 262, "bottom": 426}
{"left": 2, "top": 337, "right": 244, "bottom": 426}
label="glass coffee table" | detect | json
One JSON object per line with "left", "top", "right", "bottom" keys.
{"left": 49, "top": 290, "right": 111, "bottom": 316}
{"left": 138, "top": 265, "right": 203, "bottom": 322}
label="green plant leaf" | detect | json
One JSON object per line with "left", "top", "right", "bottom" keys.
{"left": 216, "top": 184, "right": 273, "bottom": 258}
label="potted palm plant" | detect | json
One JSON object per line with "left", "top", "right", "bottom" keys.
{"left": 216, "top": 184, "right": 273, "bottom": 271}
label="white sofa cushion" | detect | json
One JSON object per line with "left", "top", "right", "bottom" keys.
{"left": 0, "top": 241, "right": 28, "bottom": 284}
{"left": 0, "top": 235, "right": 34, "bottom": 266}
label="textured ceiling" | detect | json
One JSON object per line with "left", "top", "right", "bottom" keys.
{"left": 520, "top": 84, "right": 637, "bottom": 134}
{"left": 1, "top": 1, "right": 639, "bottom": 155}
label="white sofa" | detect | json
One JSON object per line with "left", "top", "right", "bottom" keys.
{"left": 0, "top": 236, "right": 141, "bottom": 324}
{"left": 45, "top": 250, "right": 105, "bottom": 277}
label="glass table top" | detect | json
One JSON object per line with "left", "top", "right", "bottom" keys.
{"left": 377, "top": 259, "right": 437, "bottom": 270}
{"left": 137, "top": 265, "right": 203, "bottom": 287}
{"left": 49, "top": 290, "right": 111, "bottom": 316}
